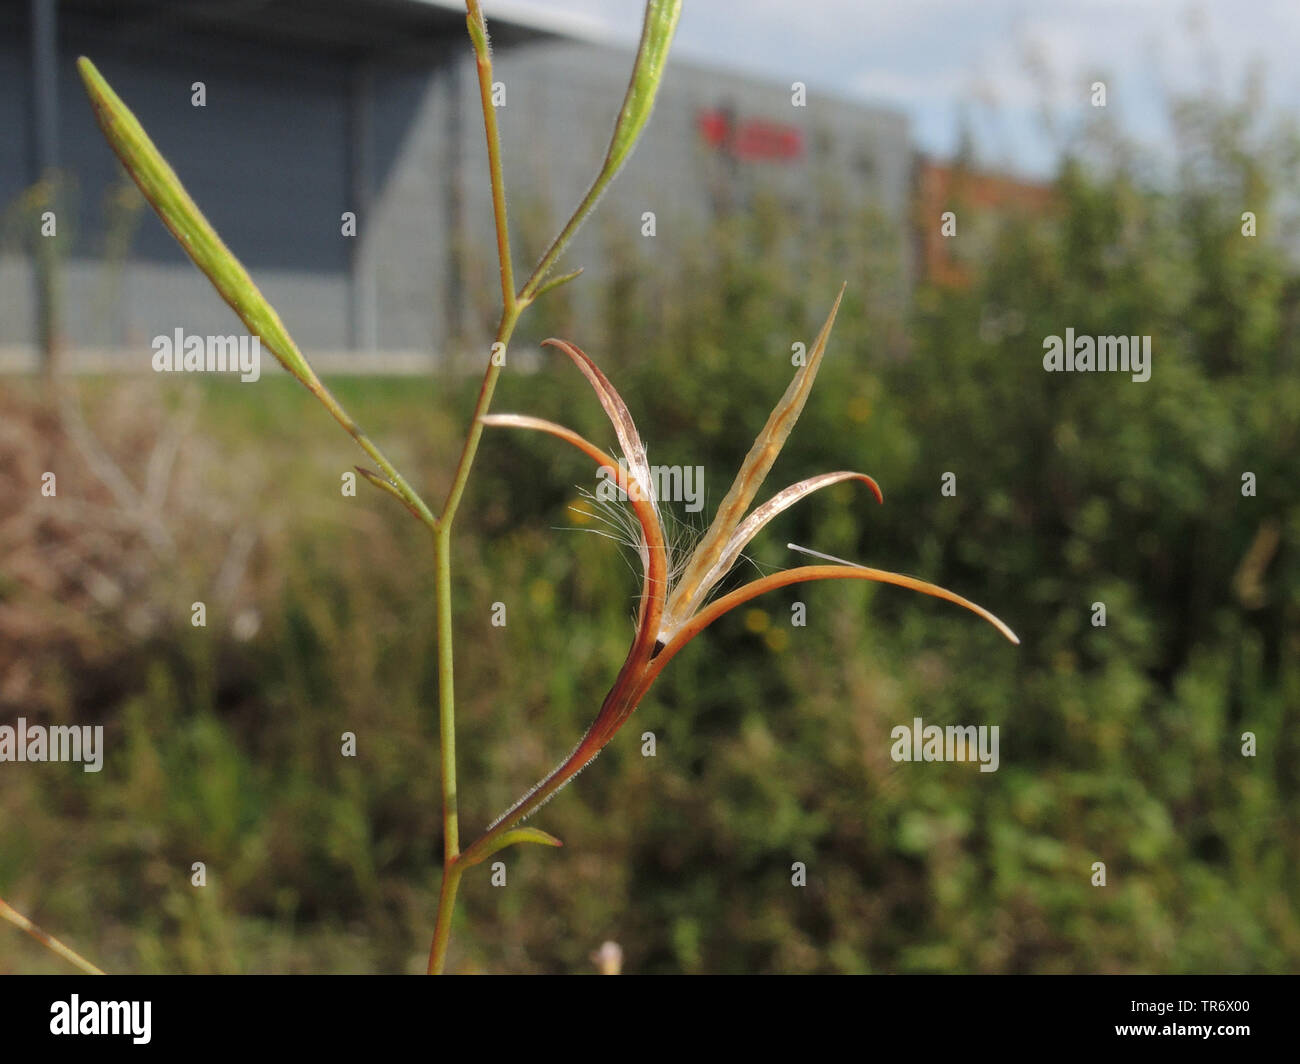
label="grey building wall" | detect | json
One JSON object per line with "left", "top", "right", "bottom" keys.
{"left": 1, "top": 1, "right": 358, "bottom": 355}
{"left": 0, "top": 1, "right": 909, "bottom": 367}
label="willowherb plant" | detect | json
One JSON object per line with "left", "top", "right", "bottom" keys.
{"left": 4, "top": 0, "right": 1017, "bottom": 974}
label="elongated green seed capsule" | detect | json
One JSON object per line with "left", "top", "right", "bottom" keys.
{"left": 76, "top": 57, "right": 321, "bottom": 392}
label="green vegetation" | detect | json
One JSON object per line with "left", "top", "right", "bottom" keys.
{"left": 2, "top": 65, "right": 1298, "bottom": 973}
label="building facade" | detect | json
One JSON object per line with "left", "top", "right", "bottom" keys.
{"left": 0, "top": 0, "right": 910, "bottom": 368}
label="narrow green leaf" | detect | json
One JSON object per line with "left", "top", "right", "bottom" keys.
{"left": 356, "top": 466, "right": 425, "bottom": 520}
{"left": 457, "top": 827, "right": 563, "bottom": 869}
{"left": 76, "top": 57, "right": 321, "bottom": 392}
{"left": 531, "top": 267, "right": 584, "bottom": 302}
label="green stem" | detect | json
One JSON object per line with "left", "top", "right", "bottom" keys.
{"left": 426, "top": 304, "right": 522, "bottom": 974}
{"left": 427, "top": 1, "right": 520, "bottom": 974}
{"left": 427, "top": 860, "right": 463, "bottom": 974}
{"left": 468, "top": 0, "right": 515, "bottom": 313}
{"left": 428, "top": 0, "right": 677, "bottom": 971}
{"left": 440, "top": 308, "right": 520, "bottom": 525}
{"left": 434, "top": 530, "right": 459, "bottom": 862}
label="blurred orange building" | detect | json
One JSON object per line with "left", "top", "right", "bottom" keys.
{"left": 914, "top": 157, "right": 1056, "bottom": 287}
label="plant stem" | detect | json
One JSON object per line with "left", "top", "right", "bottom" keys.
{"left": 469, "top": 0, "right": 515, "bottom": 313}
{"left": 440, "top": 309, "right": 519, "bottom": 529}
{"left": 426, "top": 835, "right": 463, "bottom": 973}
{"left": 429, "top": 0, "right": 670, "bottom": 971}
{"left": 434, "top": 530, "right": 459, "bottom": 862}
{"left": 0, "top": 897, "right": 104, "bottom": 975}
{"left": 427, "top": 1, "right": 519, "bottom": 974}
{"left": 426, "top": 863, "right": 462, "bottom": 967}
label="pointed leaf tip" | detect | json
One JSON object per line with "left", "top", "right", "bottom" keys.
{"left": 540, "top": 338, "right": 654, "bottom": 505}
{"left": 532, "top": 267, "right": 584, "bottom": 302}
{"left": 458, "top": 827, "right": 563, "bottom": 869}
{"left": 785, "top": 543, "right": 1021, "bottom": 645}
{"left": 663, "top": 288, "right": 848, "bottom": 634}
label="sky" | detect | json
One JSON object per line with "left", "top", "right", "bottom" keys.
{"left": 476, "top": 0, "right": 1300, "bottom": 179}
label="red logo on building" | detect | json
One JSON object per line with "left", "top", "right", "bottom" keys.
{"left": 697, "top": 108, "right": 803, "bottom": 161}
